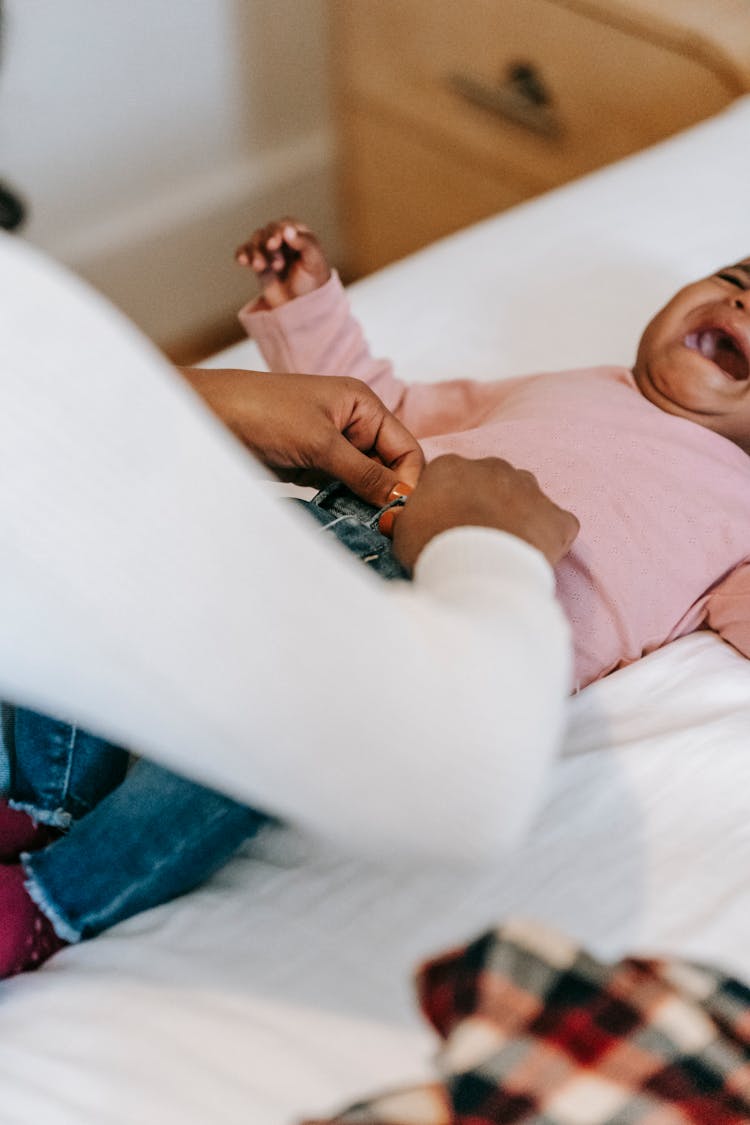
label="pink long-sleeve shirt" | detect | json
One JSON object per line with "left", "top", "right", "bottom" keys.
{"left": 240, "top": 274, "right": 750, "bottom": 690}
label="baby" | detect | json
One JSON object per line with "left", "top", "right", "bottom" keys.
{"left": 237, "top": 220, "right": 750, "bottom": 689}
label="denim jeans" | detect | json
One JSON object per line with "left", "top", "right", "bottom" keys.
{"left": 2, "top": 482, "right": 406, "bottom": 942}
{"left": 3, "top": 708, "right": 269, "bottom": 942}
{"left": 294, "top": 480, "right": 409, "bottom": 581}
{"left": 8, "top": 708, "right": 130, "bottom": 829}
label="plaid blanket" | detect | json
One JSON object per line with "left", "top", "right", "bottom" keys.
{"left": 303, "top": 919, "right": 750, "bottom": 1124}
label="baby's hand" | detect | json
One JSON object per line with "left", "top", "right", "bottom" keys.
{"left": 235, "top": 218, "right": 331, "bottom": 308}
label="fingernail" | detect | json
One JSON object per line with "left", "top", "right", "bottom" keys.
{"left": 386, "top": 482, "right": 413, "bottom": 502}
{"left": 378, "top": 483, "right": 413, "bottom": 537}
{"left": 378, "top": 507, "right": 402, "bottom": 538}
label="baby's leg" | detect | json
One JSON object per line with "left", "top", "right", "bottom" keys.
{"left": 0, "top": 706, "right": 129, "bottom": 862}
{"left": 20, "top": 758, "right": 268, "bottom": 943}
{"left": 0, "top": 709, "right": 129, "bottom": 975}
{"left": 0, "top": 711, "right": 265, "bottom": 975}
{"left": 8, "top": 706, "right": 129, "bottom": 829}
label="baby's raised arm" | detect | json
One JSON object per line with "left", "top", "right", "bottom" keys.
{"left": 236, "top": 218, "right": 522, "bottom": 440}
{"left": 236, "top": 218, "right": 404, "bottom": 412}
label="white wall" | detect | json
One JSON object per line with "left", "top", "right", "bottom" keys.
{"left": 0, "top": 0, "right": 337, "bottom": 347}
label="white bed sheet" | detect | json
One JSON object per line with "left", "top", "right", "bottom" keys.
{"left": 5, "top": 97, "right": 750, "bottom": 1124}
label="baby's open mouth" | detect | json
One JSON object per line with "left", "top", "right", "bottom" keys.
{"left": 684, "top": 329, "right": 750, "bottom": 381}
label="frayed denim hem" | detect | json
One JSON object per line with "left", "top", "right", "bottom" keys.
{"left": 8, "top": 799, "right": 72, "bottom": 830}
{"left": 21, "top": 856, "right": 81, "bottom": 944}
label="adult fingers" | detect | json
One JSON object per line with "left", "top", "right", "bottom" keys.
{"left": 366, "top": 409, "right": 424, "bottom": 490}
{"left": 547, "top": 506, "right": 580, "bottom": 565}
{"left": 340, "top": 385, "right": 424, "bottom": 492}
{"left": 317, "top": 431, "right": 408, "bottom": 507}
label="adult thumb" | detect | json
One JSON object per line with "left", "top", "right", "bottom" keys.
{"left": 322, "top": 433, "right": 401, "bottom": 506}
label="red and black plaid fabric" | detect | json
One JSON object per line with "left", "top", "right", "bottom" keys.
{"left": 303, "top": 918, "right": 750, "bottom": 1124}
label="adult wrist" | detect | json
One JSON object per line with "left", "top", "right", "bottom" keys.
{"left": 414, "top": 525, "right": 556, "bottom": 596}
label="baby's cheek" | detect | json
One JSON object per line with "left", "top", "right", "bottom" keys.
{"left": 633, "top": 324, "right": 659, "bottom": 373}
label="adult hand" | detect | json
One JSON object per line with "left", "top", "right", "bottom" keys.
{"left": 180, "top": 368, "right": 424, "bottom": 506}
{"left": 392, "top": 454, "right": 580, "bottom": 570}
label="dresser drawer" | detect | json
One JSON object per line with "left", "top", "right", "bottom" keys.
{"left": 339, "top": 105, "right": 536, "bottom": 276}
{"left": 330, "top": 0, "right": 747, "bottom": 277}
{"left": 332, "top": 0, "right": 736, "bottom": 191}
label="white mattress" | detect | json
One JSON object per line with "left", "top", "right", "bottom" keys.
{"left": 5, "top": 97, "right": 750, "bottom": 1124}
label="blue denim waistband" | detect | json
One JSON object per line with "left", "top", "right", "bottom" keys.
{"left": 291, "top": 481, "right": 410, "bottom": 582}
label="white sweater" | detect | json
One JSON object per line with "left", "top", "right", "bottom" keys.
{"left": 0, "top": 234, "right": 571, "bottom": 863}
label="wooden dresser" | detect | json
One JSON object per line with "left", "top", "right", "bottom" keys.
{"left": 329, "top": 0, "right": 750, "bottom": 277}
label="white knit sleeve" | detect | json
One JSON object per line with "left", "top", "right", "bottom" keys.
{"left": 0, "top": 236, "right": 571, "bottom": 864}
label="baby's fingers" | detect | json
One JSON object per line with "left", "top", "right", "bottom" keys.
{"left": 262, "top": 219, "right": 306, "bottom": 258}
{"left": 235, "top": 233, "right": 269, "bottom": 272}
{"left": 235, "top": 217, "right": 327, "bottom": 305}
{"left": 234, "top": 242, "right": 255, "bottom": 267}
{"left": 278, "top": 219, "right": 312, "bottom": 250}
{"left": 235, "top": 223, "right": 284, "bottom": 271}
{"left": 279, "top": 223, "right": 331, "bottom": 286}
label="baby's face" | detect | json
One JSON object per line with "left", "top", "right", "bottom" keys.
{"left": 633, "top": 259, "right": 750, "bottom": 452}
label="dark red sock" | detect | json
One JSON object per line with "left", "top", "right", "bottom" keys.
{"left": 0, "top": 864, "right": 67, "bottom": 978}
{"left": 0, "top": 799, "right": 60, "bottom": 862}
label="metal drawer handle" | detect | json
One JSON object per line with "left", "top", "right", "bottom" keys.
{"left": 0, "top": 181, "right": 26, "bottom": 231}
{"left": 448, "top": 62, "right": 562, "bottom": 139}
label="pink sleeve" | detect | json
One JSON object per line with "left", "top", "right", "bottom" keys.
{"left": 704, "top": 562, "right": 750, "bottom": 659}
{"left": 238, "top": 272, "right": 405, "bottom": 413}
{"left": 239, "top": 272, "right": 521, "bottom": 438}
